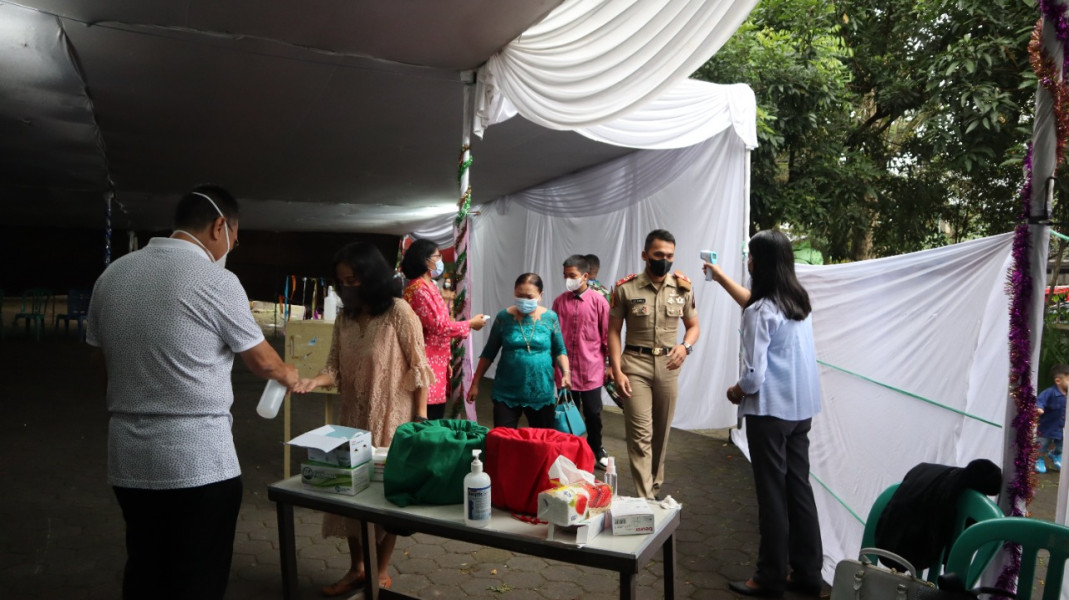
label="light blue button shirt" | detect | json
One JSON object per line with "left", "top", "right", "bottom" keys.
{"left": 737, "top": 298, "right": 822, "bottom": 421}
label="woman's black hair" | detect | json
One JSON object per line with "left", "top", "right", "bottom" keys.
{"left": 400, "top": 238, "right": 438, "bottom": 279}
{"left": 514, "top": 272, "right": 544, "bottom": 292}
{"left": 334, "top": 242, "right": 401, "bottom": 317}
{"left": 746, "top": 230, "right": 811, "bottom": 320}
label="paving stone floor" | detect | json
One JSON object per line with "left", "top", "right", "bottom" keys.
{"left": 0, "top": 332, "right": 1060, "bottom": 599}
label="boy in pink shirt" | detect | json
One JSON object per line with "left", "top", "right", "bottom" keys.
{"left": 553, "top": 255, "right": 611, "bottom": 468}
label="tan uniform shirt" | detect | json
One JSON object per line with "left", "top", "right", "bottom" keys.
{"left": 610, "top": 270, "right": 696, "bottom": 350}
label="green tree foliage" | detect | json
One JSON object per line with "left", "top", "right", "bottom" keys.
{"left": 696, "top": 0, "right": 1037, "bottom": 260}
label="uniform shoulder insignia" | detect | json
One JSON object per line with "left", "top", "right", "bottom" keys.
{"left": 674, "top": 270, "right": 691, "bottom": 290}
{"left": 615, "top": 273, "right": 638, "bottom": 286}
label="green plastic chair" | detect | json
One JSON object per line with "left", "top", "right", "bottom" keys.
{"left": 12, "top": 288, "right": 53, "bottom": 341}
{"left": 945, "top": 516, "right": 1069, "bottom": 600}
{"left": 859, "top": 483, "right": 1004, "bottom": 583}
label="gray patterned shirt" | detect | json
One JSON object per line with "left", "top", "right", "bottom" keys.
{"left": 87, "top": 237, "right": 264, "bottom": 489}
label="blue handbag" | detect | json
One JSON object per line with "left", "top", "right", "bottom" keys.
{"left": 553, "top": 390, "right": 587, "bottom": 437}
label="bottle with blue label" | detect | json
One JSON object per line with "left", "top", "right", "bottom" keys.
{"left": 464, "top": 449, "right": 491, "bottom": 527}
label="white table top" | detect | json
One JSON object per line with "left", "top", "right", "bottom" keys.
{"left": 268, "top": 476, "right": 681, "bottom": 563}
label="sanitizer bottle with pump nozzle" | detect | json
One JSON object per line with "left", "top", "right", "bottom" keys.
{"left": 464, "top": 449, "right": 491, "bottom": 527}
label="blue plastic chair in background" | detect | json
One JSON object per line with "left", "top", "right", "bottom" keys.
{"left": 944, "top": 516, "right": 1069, "bottom": 600}
{"left": 55, "top": 289, "right": 92, "bottom": 338}
{"left": 859, "top": 483, "right": 1004, "bottom": 583}
{"left": 12, "top": 288, "right": 53, "bottom": 341}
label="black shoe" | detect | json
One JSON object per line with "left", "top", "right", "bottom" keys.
{"left": 595, "top": 448, "right": 609, "bottom": 470}
{"left": 729, "top": 580, "right": 783, "bottom": 598}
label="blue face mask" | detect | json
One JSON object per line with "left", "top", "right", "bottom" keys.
{"left": 429, "top": 259, "right": 445, "bottom": 279}
{"left": 514, "top": 297, "right": 538, "bottom": 314}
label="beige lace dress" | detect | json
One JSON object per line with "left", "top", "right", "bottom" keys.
{"left": 319, "top": 298, "right": 433, "bottom": 537}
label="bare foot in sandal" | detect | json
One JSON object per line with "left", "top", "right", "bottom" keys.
{"left": 321, "top": 570, "right": 365, "bottom": 597}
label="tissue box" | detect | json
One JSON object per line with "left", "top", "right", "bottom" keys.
{"left": 288, "top": 425, "right": 372, "bottom": 467}
{"left": 610, "top": 496, "right": 655, "bottom": 535}
{"left": 537, "top": 481, "right": 613, "bottom": 526}
{"left": 371, "top": 447, "right": 388, "bottom": 482}
{"left": 300, "top": 462, "right": 371, "bottom": 496}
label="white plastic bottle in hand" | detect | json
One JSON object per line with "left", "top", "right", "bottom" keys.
{"left": 256, "top": 379, "right": 287, "bottom": 419}
{"left": 464, "top": 449, "right": 491, "bottom": 527}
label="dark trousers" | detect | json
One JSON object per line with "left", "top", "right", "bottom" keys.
{"left": 492, "top": 399, "right": 556, "bottom": 429}
{"left": 113, "top": 476, "right": 243, "bottom": 600}
{"left": 427, "top": 403, "right": 447, "bottom": 420}
{"left": 745, "top": 416, "right": 823, "bottom": 590}
{"left": 568, "top": 387, "right": 604, "bottom": 456}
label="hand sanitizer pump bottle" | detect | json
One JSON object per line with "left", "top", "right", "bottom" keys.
{"left": 464, "top": 449, "right": 491, "bottom": 527}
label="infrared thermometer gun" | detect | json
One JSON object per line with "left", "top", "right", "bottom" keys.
{"left": 699, "top": 250, "right": 718, "bottom": 281}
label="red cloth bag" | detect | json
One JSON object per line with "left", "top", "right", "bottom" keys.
{"left": 484, "top": 427, "right": 595, "bottom": 515}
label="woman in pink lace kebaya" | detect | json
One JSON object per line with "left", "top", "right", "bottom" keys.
{"left": 400, "top": 238, "right": 488, "bottom": 419}
{"left": 293, "top": 242, "right": 432, "bottom": 596}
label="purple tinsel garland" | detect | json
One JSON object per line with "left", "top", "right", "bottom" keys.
{"left": 1039, "top": 0, "right": 1069, "bottom": 50}
{"left": 1003, "top": 3, "right": 1069, "bottom": 592}
{"left": 1000, "top": 143, "right": 1036, "bottom": 592}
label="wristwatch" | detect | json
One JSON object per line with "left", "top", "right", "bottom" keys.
{"left": 682, "top": 342, "right": 693, "bottom": 355}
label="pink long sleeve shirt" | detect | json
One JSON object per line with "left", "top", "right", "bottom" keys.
{"left": 552, "top": 288, "right": 610, "bottom": 392}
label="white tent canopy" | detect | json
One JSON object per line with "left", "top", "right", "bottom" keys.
{"left": 0, "top": 0, "right": 760, "bottom": 232}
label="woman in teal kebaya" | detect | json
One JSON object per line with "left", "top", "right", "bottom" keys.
{"left": 467, "top": 272, "right": 571, "bottom": 428}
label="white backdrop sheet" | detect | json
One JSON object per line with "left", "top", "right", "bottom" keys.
{"left": 467, "top": 129, "right": 751, "bottom": 430}
{"left": 730, "top": 233, "right": 1014, "bottom": 581}
{"left": 474, "top": 0, "right": 760, "bottom": 134}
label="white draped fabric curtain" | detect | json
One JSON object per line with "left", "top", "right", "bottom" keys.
{"left": 730, "top": 234, "right": 1013, "bottom": 581}
{"left": 468, "top": 129, "right": 752, "bottom": 431}
{"left": 474, "top": 0, "right": 761, "bottom": 135}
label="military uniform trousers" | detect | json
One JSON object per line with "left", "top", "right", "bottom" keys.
{"left": 621, "top": 350, "right": 679, "bottom": 499}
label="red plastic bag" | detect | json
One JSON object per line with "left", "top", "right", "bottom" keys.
{"left": 483, "top": 427, "right": 594, "bottom": 515}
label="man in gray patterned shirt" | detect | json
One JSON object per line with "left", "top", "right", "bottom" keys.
{"left": 88, "top": 185, "right": 297, "bottom": 599}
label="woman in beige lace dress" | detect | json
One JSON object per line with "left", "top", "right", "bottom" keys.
{"left": 293, "top": 242, "right": 432, "bottom": 596}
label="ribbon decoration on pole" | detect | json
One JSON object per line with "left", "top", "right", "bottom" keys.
{"left": 999, "top": 3, "right": 1067, "bottom": 592}
{"left": 449, "top": 81, "right": 477, "bottom": 419}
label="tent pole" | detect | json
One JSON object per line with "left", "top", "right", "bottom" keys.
{"left": 994, "top": 9, "right": 1059, "bottom": 590}
{"left": 104, "top": 192, "right": 113, "bottom": 266}
{"left": 450, "top": 74, "right": 477, "bottom": 419}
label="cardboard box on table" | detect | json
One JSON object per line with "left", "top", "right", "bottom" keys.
{"left": 610, "top": 496, "right": 655, "bottom": 535}
{"left": 300, "top": 462, "right": 371, "bottom": 496}
{"left": 288, "top": 425, "right": 373, "bottom": 467}
{"left": 289, "top": 425, "right": 374, "bottom": 496}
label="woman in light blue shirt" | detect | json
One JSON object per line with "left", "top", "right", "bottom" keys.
{"left": 705, "top": 230, "right": 824, "bottom": 598}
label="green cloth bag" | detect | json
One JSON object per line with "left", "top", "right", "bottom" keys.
{"left": 383, "top": 419, "right": 488, "bottom": 507}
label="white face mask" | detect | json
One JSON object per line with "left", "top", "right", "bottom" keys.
{"left": 565, "top": 277, "right": 584, "bottom": 293}
{"left": 176, "top": 192, "right": 231, "bottom": 267}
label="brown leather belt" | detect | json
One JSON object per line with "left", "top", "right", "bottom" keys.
{"left": 625, "top": 344, "right": 674, "bottom": 356}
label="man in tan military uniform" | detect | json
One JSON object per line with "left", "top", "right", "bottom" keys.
{"left": 608, "top": 229, "right": 700, "bottom": 499}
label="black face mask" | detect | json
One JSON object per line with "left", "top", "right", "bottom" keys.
{"left": 648, "top": 258, "right": 673, "bottom": 277}
{"left": 339, "top": 285, "right": 361, "bottom": 308}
